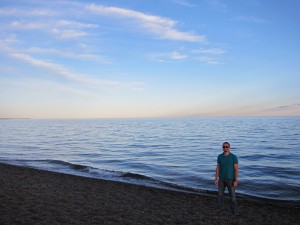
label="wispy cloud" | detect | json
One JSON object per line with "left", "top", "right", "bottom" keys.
{"left": 86, "top": 4, "right": 205, "bottom": 42}
{"left": 149, "top": 47, "right": 225, "bottom": 64}
{"left": 192, "top": 48, "right": 226, "bottom": 54}
{"left": 7, "top": 19, "right": 97, "bottom": 39}
{"left": 192, "top": 48, "right": 225, "bottom": 64}
{"left": 0, "top": 3, "right": 206, "bottom": 44}
{"left": 246, "top": 103, "right": 300, "bottom": 116}
{"left": 55, "top": 20, "right": 98, "bottom": 29}
{"left": 170, "top": 51, "right": 188, "bottom": 60}
{"left": 148, "top": 51, "right": 188, "bottom": 62}
{"left": 50, "top": 28, "right": 88, "bottom": 39}
{"left": 27, "top": 47, "right": 111, "bottom": 64}
{"left": 7, "top": 50, "right": 142, "bottom": 91}
{"left": 0, "top": 7, "right": 58, "bottom": 17}
{"left": 172, "top": 0, "right": 197, "bottom": 7}
{"left": 268, "top": 103, "right": 300, "bottom": 111}
{"left": 10, "top": 52, "right": 99, "bottom": 83}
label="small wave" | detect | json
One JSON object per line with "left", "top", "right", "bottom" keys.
{"left": 121, "top": 172, "right": 155, "bottom": 181}
{"left": 39, "top": 159, "right": 93, "bottom": 171}
{"left": 72, "top": 164, "right": 90, "bottom": 170}
{"left": 0, "top": 158, "right": 93, "bottom": 173}
{"left": 0, "top": 158, "right": 211, "bottom": 195}
{"left": 47, "top": 160, "right": 88, "bottom": 169}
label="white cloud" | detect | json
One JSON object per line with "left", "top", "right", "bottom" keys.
{"left": 9, "top": 21, "right": 45, "bottom": 30}
{"left": 149, "top": 49, "right": 224, "bottom": 63}
{"left": 148, "top": 51, "right": 188, "bottom": 62}
{"left": 191, "top": 47, "right": 225, "bottom": 64}
{"left": 10, "top": 52, "right": 90, "bottom": 81}
{"left": 87, "top": 4, "right": 176, "bottom": 26}
{"left": 86, "top": 4, "right": 205, "bottom": 42}
{"left": 27, "top": 47, "right": 111, "bottom": 64}
{"left": 51, "top": 28, "right": 88, "bottom": 39}
{"left": 56, "top": 20, "right": 98, "bottom": 29}
{"left": 192, "top": 48, "right": 226, "bottom": 54}
{"left": 6, "top": 19, "right": 97, "bottom": 39}
{"left": 1, "top": 2, "right": 205, "bottom": 42}
{"left": 170, "top": 51, "right": 188, "bottom": 59}
{"left": 173, "top": 0, "right": 197, "bottom": 7}
{"left": 0, "top": 7, "right": 58, "bottom": 17}
{"left": 8, "top": 50, "right": 142, "bottom": 91}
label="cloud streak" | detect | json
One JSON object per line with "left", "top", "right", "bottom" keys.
{"left": 86, "top": 4, "right": 205, "bottom": 42}
{"left": 148, "top": 51, "right": 188, "bottom": 62}
{"left": 27, "top": 47, "right": 111, "bottom": 64}
{"left": 242, "top": 103, "right": 300, "bottom": 116}
{"left": 0, "top": 7, "right": 58, "bottom": 17}
{"left": 268, "top": 103, "right": 300, "bottom": 111}
{"left": 8, "top": 50, "right": 142, "bottom": 91}
{"left": 149, "top": 47, "right": 226, "bottom": 64}
{"left": 172, "top": 0, "right": 197, "bottom": 7}
{"left": 192, "top": 48, "right": 226, "bottom": 54}
{"left": 7, "top": 19, "right": 97, "bottom": 39}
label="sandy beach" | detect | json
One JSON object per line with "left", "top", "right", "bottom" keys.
{"left": 0, "top": 163, "right": 298, "bottom": 225}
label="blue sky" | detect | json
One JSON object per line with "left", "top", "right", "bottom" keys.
{"left": 0, "top": 0, "right": 299, "bottom": 118}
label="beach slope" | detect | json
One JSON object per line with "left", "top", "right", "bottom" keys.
{"left": 0, "top": 163, "right": 298, "bottom": 225}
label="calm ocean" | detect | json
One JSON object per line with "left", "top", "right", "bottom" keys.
{"left": 0, "top": 117, "right": 299, "bottom": 203}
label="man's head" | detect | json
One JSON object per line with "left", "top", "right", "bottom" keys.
{"left": 222, "top": 142, "right": 230, "bottom": 152}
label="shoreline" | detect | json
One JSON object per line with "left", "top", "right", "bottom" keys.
{"left": 1, "top": 163, "right": 299, "bottom": 225}
{"left": 2, "top": 161, "right": 298, "bottom": 205}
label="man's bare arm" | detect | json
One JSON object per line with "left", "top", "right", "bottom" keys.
{"left": 215, "top": 164, "right": 220, "bottom": 186}
{"left": 233, "top": 163, "right": 238, "bottom": 187}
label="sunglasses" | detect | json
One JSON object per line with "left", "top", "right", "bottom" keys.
{"left": 222, "top": 146, "right": 229, "bottom": 148}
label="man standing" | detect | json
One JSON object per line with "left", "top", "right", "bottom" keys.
{"left": 215, "top": 142, "right": 239, "bottom": 216}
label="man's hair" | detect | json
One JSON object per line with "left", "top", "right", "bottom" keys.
{"left": 223, "top": 142, "right": 230, "bottom": 147}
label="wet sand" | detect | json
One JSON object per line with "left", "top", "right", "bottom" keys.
{"left": 0, "top": 163, "right": 298, "bottom": 225}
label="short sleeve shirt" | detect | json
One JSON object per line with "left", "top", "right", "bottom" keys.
{"left": 217, "top": 152, "right": 238, "bottom": 180}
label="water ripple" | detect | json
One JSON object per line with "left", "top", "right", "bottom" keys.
{"left": 0, "top": 116, "right": 299, "bottom": 201}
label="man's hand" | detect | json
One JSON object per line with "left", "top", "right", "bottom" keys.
{"left": 233, "top": 180, "right": 238, "bottom": 187}
{"left": 215, "top": 179, "right": 219, "bottom": 186}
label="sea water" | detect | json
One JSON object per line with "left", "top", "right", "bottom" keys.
{"left": 0, "top": 117, "right": 299, "bottom": 202}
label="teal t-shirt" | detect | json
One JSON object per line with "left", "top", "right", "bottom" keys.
{"left": 217, "top": 152, "right": 238, "bottom": 180}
